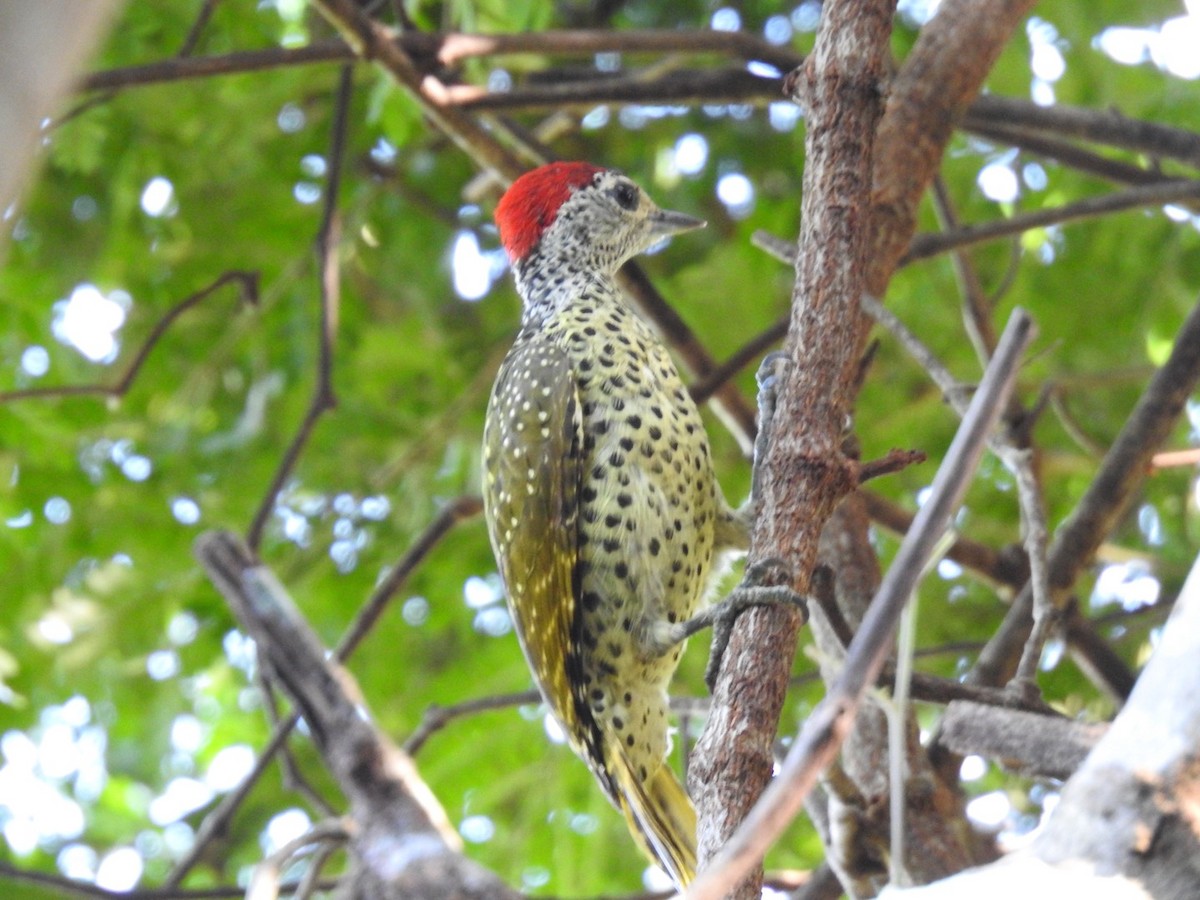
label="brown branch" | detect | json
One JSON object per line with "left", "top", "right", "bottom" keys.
{"left": 963, "top": 119, "right": 1182, "bottom": 188}
{"left": 82, "top": 41, "right": 355, "bottom": 91}
{"left": 0, "top": 270, "right": 257, "bottom": 404}
{"left": 688, "top": 318, "right": 788, "bottom": 405}
{"left": 335, "top": 494, "right": 483, "bottom": 658}
{"left": 246, "top": 66, "right": 351, "bottom": 550}
{"left": 165, "top": 499, "right": 479, "bottom": 889}
{"left": 81, "top": 29, "right": 803, "bottom": 93}
{"left": 766, "top": 181, "right": 1200, "bottom": 272}
{"left": 425, "top": 28, "right": 803, "bottom": 70}
{"left": 177, "top": 0, "right": 222, "bottom": 57}
{"left": 443, "top": 68, "right": 783, "bottom": 112}
{"left": 931, "top": 174, "right": 997, "bottom": 362}
{"left": 856, "top": 448, "right": 926, "bottom": 484}
{"left": 403, "top": 689, "right": 540, "bottom": 756}
{"left": 867, "top": 0, "right": 1040, "bottom": 294}
{"left": 0, "top": 861, "right": 337, "bottom": 900}
{"left": 689, "top": 2, "right": 894, "bottom": 896}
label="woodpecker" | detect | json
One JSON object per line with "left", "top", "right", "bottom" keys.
{"left": 483, "top": 162, "right": 753, "bottom": 887}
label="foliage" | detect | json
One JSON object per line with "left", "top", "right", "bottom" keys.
{"left": 1, "top": 0, "right": 1198, "bottom": 896}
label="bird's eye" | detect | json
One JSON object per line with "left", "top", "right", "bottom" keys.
{"left": 611, "top": 182, "right": 639, "bottom": 211}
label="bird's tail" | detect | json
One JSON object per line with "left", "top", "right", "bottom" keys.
{"left": 609, "top": 743, "right": 698, "bottom": 888}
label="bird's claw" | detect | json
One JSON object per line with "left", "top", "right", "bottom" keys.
{"left": 703, "top": 557, "right": 807, "bottom": 691}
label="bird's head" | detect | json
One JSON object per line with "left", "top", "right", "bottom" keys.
{"left": 495, "top": 162, "right": 705, "bottom": 275}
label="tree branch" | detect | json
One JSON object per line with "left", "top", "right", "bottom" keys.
{"left": 888, "top": 548, "right": 1200, "bottom": 897}
{"left": 194, "top": 532, "right": 522, "bottom": 898}
{"left": 965, "top": 94, "right": 1200, "bottom": 171}
{"left": 164, "top": 497, "right": 480, "bottom": 889}
{"left": 904, "top": 179, "right": 1200, "bottom": 264}
{"left": 690, "top": 2, "right": 893, "bottom": 897}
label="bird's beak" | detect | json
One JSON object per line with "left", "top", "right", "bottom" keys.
{"left": 647, "top": 207, "right": 706, "bottom": 240}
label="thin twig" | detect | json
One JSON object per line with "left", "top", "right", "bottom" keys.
{"left": 857, "top": 448, "right": 926, "bottom": 483}
{"left": 256, "top": 659, "right": 339, "bottom": 817}
{"left": 162, "top": 717, "right": 296, "bottom": 889}
{"left": 963, "top": 119, "right": 1180, "bottom": 189}
{"left": 858, "top": 295, "right": 965, "bottom": 407}
{"left": 0, "top": 861, "right": 337, "bottom": 899}
{"left": 964, "top": 95, "right": 1200, "bottom": 171}
{"left": 246, "top": 65, "right": 352, "bottom": 550}
{"left": 335, "top": 495, "right": 483, "bottom": 658}
{"left": 757, "top": 180, "right": 1200, "bottom": 271}
{"left": 440, "top": 67, "right": 783, "bottom": 112}
{"left": 403, "top": 689, "right": 540, "bottom": 756}
{"left": 904, "top": 179, "right": 1200, "bottom": 264}
{"left": 972, "top": 292, "right": 1200, "bottom": 691}
{"left": 931, "top": 174, "right": 996, "bottom": 362}
{"left": 177, "top": 0, "right": 222, "bottom": 57}
{"left": 246, "top": 819, "right": 351, "bottom": 898}
{"left": 1049, "top": 389, "right": 1107, "bottom": 458}
{"left": 0, "top": 271, "right": 257, "bottom": 404}
{"left": 1008, "top": 446, "right": 1054, "bottom": 688}
{"left": 689, "top": 318, "right": 788, "bottom": 405}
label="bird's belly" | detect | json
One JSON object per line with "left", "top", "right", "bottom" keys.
{"left": 572, "top": 374, "right": 718, "bottom": 742}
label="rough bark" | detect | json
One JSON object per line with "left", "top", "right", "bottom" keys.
{"left": 691, "top": 2, "right": 893, "bottom": 897}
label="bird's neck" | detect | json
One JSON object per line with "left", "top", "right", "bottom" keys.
{"left": 513, "top": 247, "right": 621, "bottom": 327}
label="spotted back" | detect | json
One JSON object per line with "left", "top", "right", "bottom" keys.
{"left": 482, "top": 335, "right": 618, "bottom": 795}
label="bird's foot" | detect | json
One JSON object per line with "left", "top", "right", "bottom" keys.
{"left": 703, "top": 557, "right": 806, "bottom": 690}
{"left": 654, "top": 558, "right": 806, "bottom": 689}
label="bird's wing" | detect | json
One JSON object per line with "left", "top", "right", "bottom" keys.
{"left": 483, "top": 336, "right": 602, "bottom": 766}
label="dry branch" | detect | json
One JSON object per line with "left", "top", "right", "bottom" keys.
{"left": 246, "top": 66, "right": 351, "bottom": 550}
{"left": 165, "top": 497, "right": 481, "bottom": 889}
{"left": 195, "top": 532, "right": 522, "bottom": 899}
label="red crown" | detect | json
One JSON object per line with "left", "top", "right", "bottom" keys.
{"left": 495, "top": 162, "right": 604, "bottom": 262}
